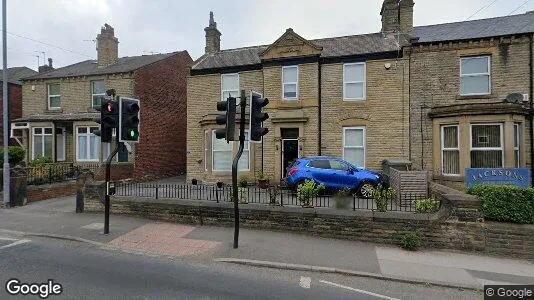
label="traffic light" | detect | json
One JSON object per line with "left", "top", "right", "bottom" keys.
{"left": 249, "top": 91, "right": 269, "bottom": 142}
{"left": 119, "top": 97, "right": 140, "bottom": 143}
{"left": 94, "top": 98, "right": 118, "bottom": 143}
{"left": 214, "top": 96, "right": 236, "bottom": 142}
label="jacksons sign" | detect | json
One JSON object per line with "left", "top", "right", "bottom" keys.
{"left": 466, "top": 168, "right": 531, "bottom": 189}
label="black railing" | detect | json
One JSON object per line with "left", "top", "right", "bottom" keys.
{"left": 115, "top": 183, "right": 434, "bottom": 212}
{"left": 26, "top": 163, "right": 100, "bottom": 186}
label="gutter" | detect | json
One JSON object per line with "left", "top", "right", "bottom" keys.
{"left": 318, "top": 61, "right": 322, "bottom": 156}
{"left": 530, "top": 34, "right": 533, "bottom": 187}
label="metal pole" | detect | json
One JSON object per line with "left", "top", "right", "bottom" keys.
{"left": 2, "top": 0, "right": 10, "bottom": 207}
{"left": 104, "top": 139, "right": 119, "bottom": 234}
{"left": 232, "top": 90, "right": 246, "bottom": 249}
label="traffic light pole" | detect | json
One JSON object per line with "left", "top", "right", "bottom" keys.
{"left": 232, "top": 90, "right": 247, "bottom": 249}
{"left": 104, "top": 139, "right": 119, "bottom": 235}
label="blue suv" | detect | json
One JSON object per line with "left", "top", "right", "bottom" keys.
{"left": 284, "top": 157, "right": 383, "bottom": 198}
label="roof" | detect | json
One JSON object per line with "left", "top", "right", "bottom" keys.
{"left": 413, "top": 12, "right": 534, "bottom": 43}
{"left": 0, "top": 67, "right": 38, "bottom": 84}
{"left": 192, "top": 12, "right": 534, "bottom": 71}
{"left": 13, "top": 112, "right": 99, "bottom": 122}
{"left": 23, "top": 51, "right": 185, "bottom": 80}
{"left": 192, "top": 33, "right": 401, "bottom": 70}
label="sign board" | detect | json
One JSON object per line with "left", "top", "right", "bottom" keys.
{"left": 466, "top": 168, "right": 531, "bottom": 189}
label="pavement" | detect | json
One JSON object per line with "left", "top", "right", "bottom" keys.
{"left": 1, "top": 195, "right": 533, "bottom": 292}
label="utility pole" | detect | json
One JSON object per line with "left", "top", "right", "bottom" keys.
{"left": 232, "top": 90, "right": 246, "bottom": 249}
{"left": 2, "top": 0, "right": 10, "bottom": 207}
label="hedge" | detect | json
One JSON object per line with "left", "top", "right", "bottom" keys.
{"left": 468, "top": 185, "right": 534, "bottom": 224}
{"left": 0, "top": 146, "right": 25, "bottom": 166}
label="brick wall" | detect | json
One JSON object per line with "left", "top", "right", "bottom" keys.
{"left": 85, "top": 195, "right": 534, "bottom": 259}
{"left": 133, "top": 51, "right": 192, "bottom": 180}
{"left": 27, "top": 181, "right": 78, "bottom": 202}
{"left": 0, "top": 83, "right": 22, "bottom": 146}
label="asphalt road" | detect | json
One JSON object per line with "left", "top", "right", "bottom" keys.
{"left": 0, "top": 235, "right": 481, "bottom": 300}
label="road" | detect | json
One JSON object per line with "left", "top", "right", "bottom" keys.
{"left": 0, "top": 234, "right": 480, "bottom": 300}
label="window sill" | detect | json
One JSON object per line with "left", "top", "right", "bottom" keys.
{"left": 433, "top": 174, "right": 465, "bottom": 182}
{"left": 45, "top": 108, "right": 63, "bottom": 114}
{"left": 456, "top": 94, "right": 495, "bottom": 100}
{"left": 343, "top": 99, "right": 366, "bottom": 102}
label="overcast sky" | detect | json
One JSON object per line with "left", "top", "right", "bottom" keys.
{"left": 3, "top": 0, "right": 534, "bottom": 70}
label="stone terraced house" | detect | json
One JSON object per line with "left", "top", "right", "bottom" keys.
{"left": 189, "top": 1, "right": 534, "bottom": 189}
{"left": 16, "top": 24, "right": 192, "bottom": 180}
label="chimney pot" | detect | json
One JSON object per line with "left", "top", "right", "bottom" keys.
{"left": 204, "top": 11, "right": 221, "bottom": 54}
{"left": 96, "top": 23, "right": 119, "bottom": 67}
{"left": 48, "top": 58, "right": 53, "bottom": 67}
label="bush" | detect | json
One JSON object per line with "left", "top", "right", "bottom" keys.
{"left": 28, "top": 156, "right": 53, "bottom": 167}
{"left": 414, "top": 197, "right": 440, "bottom": 214}
{"left": 238, "top": 175, "right": 251, "bottom": 188}
{"left": 297, "top": 180, "right": 325, "bottom": 207}
{"left": 468, "top": 185, "right": 534, "bottom": 224}
{"left": 400, "top": 230, "right": 421, "bottom": 251}
{"left": 0, "top": 146, "right": 25, "bottom": 166}
{"left": 371, "top": 185, "right": 396, "bottom": 212}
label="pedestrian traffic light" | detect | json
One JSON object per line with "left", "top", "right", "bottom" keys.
{"left": 214, "top": 96, "right": 237, "bottom": 142}
{"left": 94, "top": 98, "right": 118, "bottom": 143}
{"left": 119, "top": 97, "right": 140, "bottom": 143}
{"left": 249, "top": 91, "right": 269, "bottom": 142}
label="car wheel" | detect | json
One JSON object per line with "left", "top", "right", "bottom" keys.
{"left": 357, "top": 181, "right": 376, "bottom": 199}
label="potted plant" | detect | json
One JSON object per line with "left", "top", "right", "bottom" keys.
{"left": 333, "top": 188, "right": 353, "bottom": 209}
{"left": 216, "top": 181, "right": 224, "bottom": 189}
{"left": 238, "top": 175, "right": 250, "bottom": 188}
{"left": 255, "top": 170, "right": 270, "bottom": 189}
{"left": 191, "top": 178, "right": 198, "bottom": 185}
{"left": 371, "top": 185, "right": 396, "bottom": 212}
{"left": 267, "top": 185, "right": 280, "bottom": 206}
{"left": 297, "top": 180, "right": 325, "bottom": 208}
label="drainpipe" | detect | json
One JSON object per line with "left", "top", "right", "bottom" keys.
{"left": 529, "top": 34, "right": 533, "bottom": 187}
{"left": 318, "top": 59, "right": 322, "bottom": 156}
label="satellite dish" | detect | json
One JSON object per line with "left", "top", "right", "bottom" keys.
{"left": 505, "top": 93, "right": 524, "bottom": 104}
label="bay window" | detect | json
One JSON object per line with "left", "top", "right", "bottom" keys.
{"left": 77, "top": 126, "right": 100, "bottom": 162}
{"left": 32, "top": 127, "right": 53, "bottom": 160}
{"left": 470, "top": 124, "right": 503, "bottom": 168}
{"left": 441, "top": 125, "right": 460, "bottom": 175}
{"left": 211, "top": 130, "right": 250, "bottom": 172}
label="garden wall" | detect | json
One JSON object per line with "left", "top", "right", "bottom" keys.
{"left": 84, "top": 191, "right": 534, "bottom": 259}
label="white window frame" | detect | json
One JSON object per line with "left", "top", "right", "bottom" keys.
{"left": 47, "top": 83, "right": 61, "bottom": 110}
{"left": 102, "top": 128, "right": 119, "bottom": 162}
{"left": 220, "top": 73, "right": 239, "bottom": 102}
{"left": 204, "top": 130, "right": 209, "bottom": 172}
{"left": 282, "top": 65, "right": 299, "bottom": 100}
{"left": 31, "top": 127, "right": 53, "bottom": 160}
{"left": 343, "top": 62, "right": 366, "bottom": 101}
{"left": 238, "top": 130, "right": 250, "bottom": 171}
{"left": 441, "top": 125, "right": 460, "bottom": 176}
{"left": 469, "top": 123, "right": 504, "bottom": 168}
{"left": 342, "top": 127, "right": 366, "bottom": 168}
{"left": 460, "top": 56, "right": 491, "bottom": 96}
{"left": 211, "top": 130, "right": 232, "bottom": 172}
{"left": 55, "top": 127, "right": 66, "bottom": 162}
{"left": 92, "top": 81, "right": 106, "bottom": 109}
{"left": 76, "top": 126, "right": 100, "bottom": 162}
{"left": 514, "top": 123, "right": 520, "bottom": 167}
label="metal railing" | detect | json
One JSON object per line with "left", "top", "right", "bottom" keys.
{"left": 115, "top": 182, "right": 433, "bottom": 212}
{"left": 25, "top": 163, "right": 100, "bottom": 185}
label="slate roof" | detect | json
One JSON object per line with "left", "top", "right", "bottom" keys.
{"left": 23, "top": 51, "right": 185, "bottom": 80}
{"left": 13, "top": 112, "right": 99, "bottom": 122}
{"left": 0, "top": 67, "right": 38, "bottom": 84}
{"left": 192, "top": 12, "right": 534, "bottom": 71}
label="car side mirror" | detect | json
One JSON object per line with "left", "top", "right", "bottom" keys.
{"left": 348, "top": 168, "right": 355, "bottom": 174}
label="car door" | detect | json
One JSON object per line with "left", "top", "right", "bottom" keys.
{"left": 307, "top": 160, "right": 333, "bottom": 186}
{"left": 329, "top": 160, "right": 351, "bottom": 189}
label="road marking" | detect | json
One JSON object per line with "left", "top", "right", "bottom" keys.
{"left": 0, "top": 239, "right": 30, "bottom": 250}
{"left": 299, "top": 276, "right": 311, "bottom": 289}
{"left": 81, "top": 222, "right": 104, "bottom": 230}
{"left": 319, "top": 280, "right": 400, "bottom": 300}
{"left": 0, "top": 237, "right": 18, "bottom": 241}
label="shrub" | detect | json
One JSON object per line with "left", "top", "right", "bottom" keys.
{"left": 371, "top": 185, "right": 396, "bottom": 212}
{"left": 297, "top": 180, "right": 325, "bottom": 207}
{"left": 414, "top": 197, "right": 440, "bottom": 214}
{"left": 238, "top": 175, "right": 251, "bottom": 188}
{"left": 400, "top": 230, "right": 421, "bottom": 251}
{"left": 28, "top": 156, "right": 53, "bottom": 167}
{"left": 468, "top": 185, "right": 534, "bottom": 224}
{"left": 0, "top": 146, "right": 25, "bottom": 166}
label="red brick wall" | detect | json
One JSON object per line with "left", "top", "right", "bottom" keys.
{"left": 0, "top": 83, "right": 22, "bottom": 146}
{"left": 94, "top": 163, "right": 135, "bottom": 181}
{"left": 133, "top": 51, "right": 192, "bottom": 180}
{"left": 27, "top": 181, "right": 78, "bottom": 203}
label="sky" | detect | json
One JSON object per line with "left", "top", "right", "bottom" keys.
{"left": 2, "top": 0, "right": 534, "bottom": 70}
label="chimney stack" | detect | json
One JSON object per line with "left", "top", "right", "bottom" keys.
{"left": 38, "top": 57, "right": 54, "bottom": 73}
{"left": 204, "top": 11, "right": 221, "bottom": 54}
{"left": 96, "top": 23, "right": 119, "bottom": 67}
{"left": 381, "top": 0, "right": 414, "bottom": 36}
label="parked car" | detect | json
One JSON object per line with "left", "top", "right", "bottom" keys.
{"left": 284, "top": 157, "right": 383, "bottom": 198}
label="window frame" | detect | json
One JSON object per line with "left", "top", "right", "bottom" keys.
{"left": 220, "top": 73, "right": 239, "bottom": 102}
{"left": 76, "top": 126, "right": 101, "bottom": 162}
{"left": 55, "top": 127, "right": 66, "bottom": 162}
{"left": 91, "top": 80, "right": 106, "bottom": 109}
{"left": 282, "top": 65, "right": 299, "bottom": 100}
{"left": 238, "top": 129, "right": 250, "bottom": 171}
{"left": 342, "top": 126, "right": 366, "bottom": 168}
{"left": 440, "top": 125, "right": 460, "bottom": 176}
{"left": 469, "top": 123, "right": 504, "bottom": 168}
{"left": 514, "top": 123, "right": 520, "bottom": 167}
{"left": 211, "top": 130, "right": 232, "bottom": 172}
{"left": 343, "top": 62, "right": 367, "bottom": 101}
{"left": 31, "top": 127, "right": 53, "bottom": 160}
{"left": 460, "top": 56, "right": 491, "bottom": 96}
{"left": 47, "top": 83, "right": 61, "bottom": 110}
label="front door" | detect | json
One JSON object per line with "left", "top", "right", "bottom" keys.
{"left": 281, "top": 128, "right": 300, "bottom": 179}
